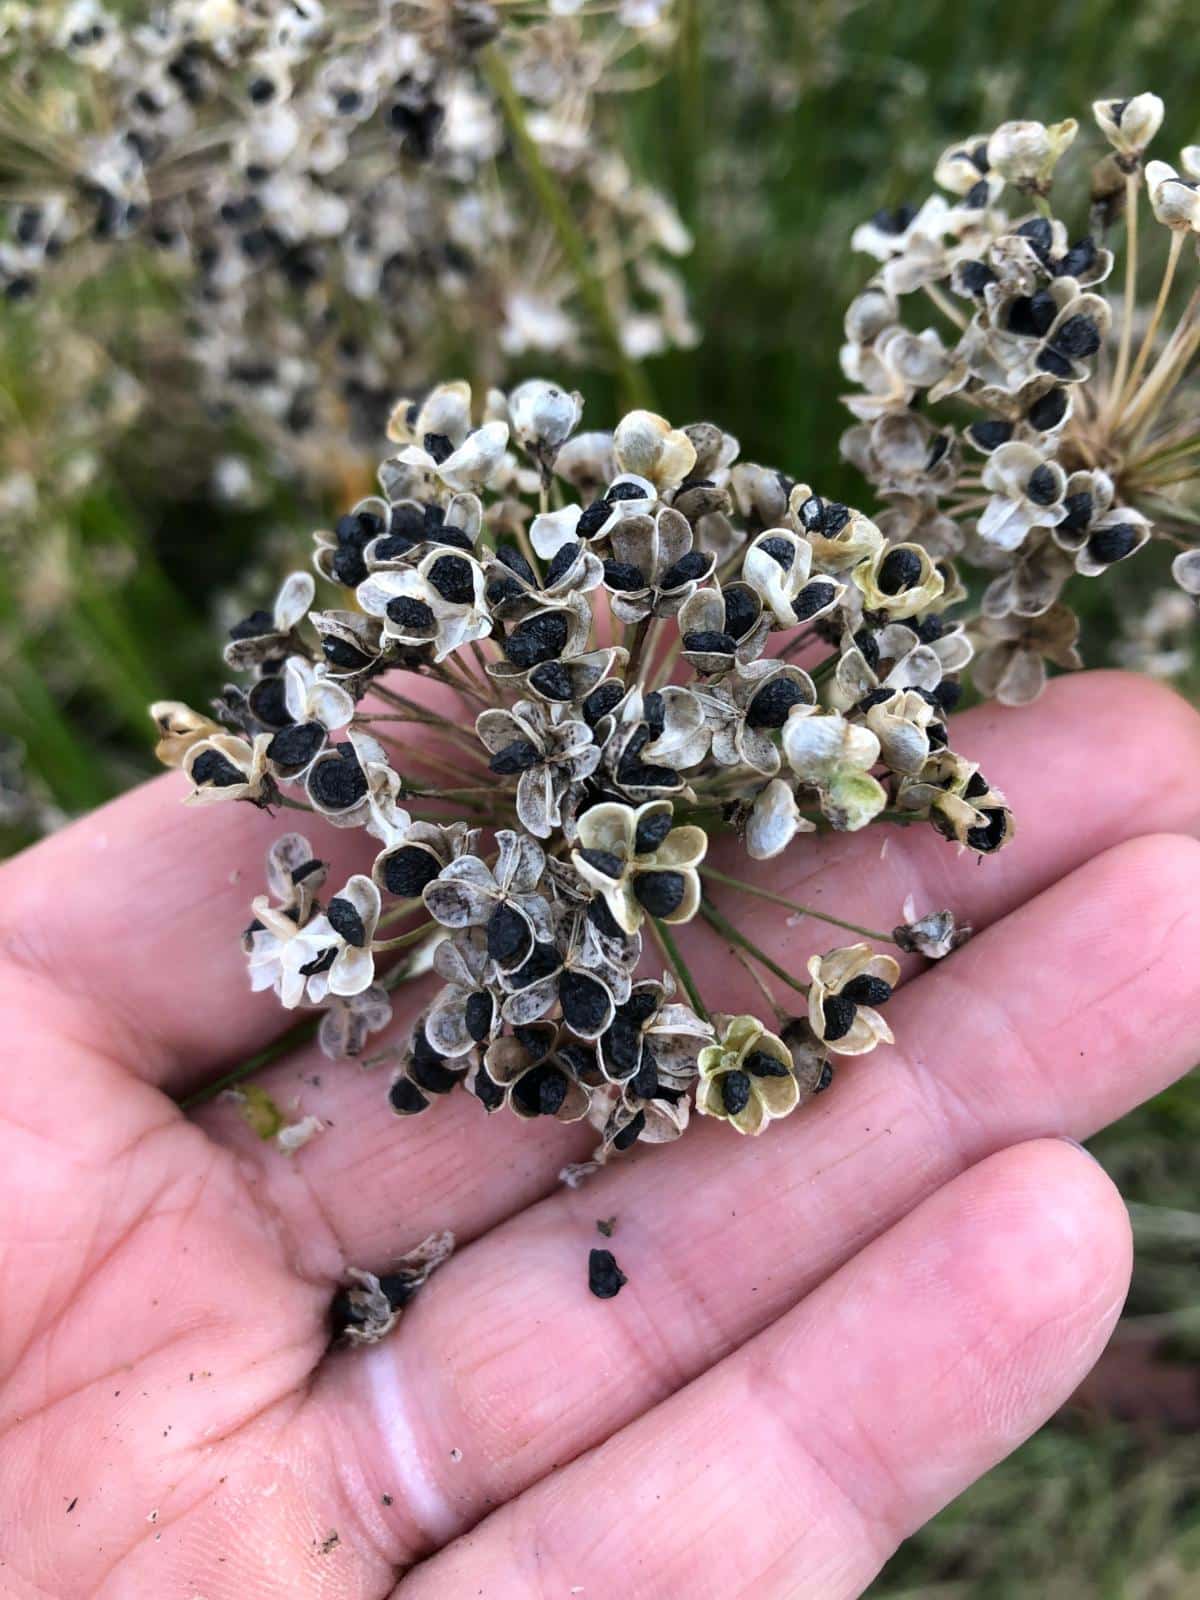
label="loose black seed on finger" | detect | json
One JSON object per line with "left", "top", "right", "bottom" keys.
{"left": 842, "top": 974, "right": 893, "bottom": 1006}
{"left": 821, "top": 993, "right": 858, "bottom": 1041}
{"left": 721, "top": 1069, "right": 752, "bottom": 1115}
{"left": 588, "top": 1247, "right": 627, "bottom": 1298}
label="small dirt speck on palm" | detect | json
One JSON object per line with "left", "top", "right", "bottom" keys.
{"left": 596, "top": 1216, "right": 616, "bottom": 1238}
{"left": 589, "top": 1247, "right": 626, "bottom": 1299}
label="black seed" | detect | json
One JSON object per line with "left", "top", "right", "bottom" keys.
{"left": 372, "top": 534, "right": 414, "bottom": 563}
{"left": 1008, "top": 289, "right": 1057, "bottom": 338}
{"left": 588, "top": 1247, "right": 627, "bottom": 1298}
{"left": 560, "top": 969, "right": 610, "bottom": 1034}
{"left": 1027, "top": 387, "right": 1069, "bottom": 431}
{"left": 514, "top": 1063, "right": 568, "bottom": 1116}
{"left": 966, "top": 807, "right": 1009, "bottom": 854}
{"left": 427, "top": 554, "right": 474, "bottom": 605}
{"left": 327, "top": 896, "right": 367, "bottom": 947}
{"left": 504, "top": 611, "right": 569, "bottom": 668}
{"left": 877, "top": 548, "right": 923, "bottom": 595}
{"left": 624, "top": 990, "right": 658, "bottom": 1027}
{"left": 603, "top": 560, "right": 646, "bottom": 592}
{"left": 383, "top": 845, "right": 439, "bottom": 898}
{"left": 423, "top": 431, "right": 454, "bottom": 464}
{"left": 722, "top": 584, "right": 759, "bottom": 638}
{"left": 684, "top": 629, "right": 738, "bottom": 657}
{"left": 634, "top": 810, "right": 674, "bottom": 855}
{"left": 322, "top": 635, "right": 373, "bottom": 671}
{"left": 308, "top": 747, "right": 367, "bottom": 811}
{"left": 958, "top": 259, "right": 996, "bottom": 295}
{"left": 933, "top": 679, "right": 962, "bottom": 713}
{"left": 1056, "top": 237, "right": 1097, "bottom": 278}
{"left": 915, "top": 615, "right": 945, "bottom": 643}
{"left": 579, "top": 847, "right": 624, "bottom": 879}
{"left": 757, "top": 535, "right": 795, "bottom": 571}
{"left": 487, "top": 902, "right": 531, "bottom": 966}
{"left": 1026, "top": 464, "right": 1061, "bottom": 506}
{"left": 633, "top": 870, "right": 686, "bottom": 918}
{"left": 472, "top": 1068, "right": 505, "bottom": 1111}
{"left": 842, "top": 974, "right": 893, "bottom": 1006}
{"left": 192, "top": 748, "right": 244, "bottom": 788}
{"left": 660, "top": 550, "right": 709, "bottom": 589}
{"left": 746, "top": 677, "right": 809, "bottom": 729}
{"left": 643, "top": 693, "right": 665, "bottom": 735}
{"left": 386, "top": 595, "right": 435, "bottom": 629}
{"left": 389, "top": 1077, "right": 429, "bottom": 1115}
{"left": 486, "top": 575, "right": 524, "bottom": 607}
{"left": 855, "top": 628, "right": 880, "bottom": 670}
{"left": 630, "top": 1046, "right": 659, "bottom": 1100}
{"left": 412, "top": 1056, "right": 460, "bottom": 1095}
{"left": 612, "top": 1110, "right": 646, "bottom": 1150}
{"left": 965, "top": 177, "right": 991, "bottom": 208}
{"left": 298, "top": 946, "right": 337, "bottom": 977}
{"left": 821, "top": 994, "right": 858, "bottom": 1041}
{"left": 529, "top": 660, "right": 573, "bottom": 701}
{"left": 268, "top": 721, "right": 325, "bottom": 770}
{"left": 964, "top": 770, "right": 990, "bottom": 799}
{"left": 927, "top": 434, "right": 952, "bottom": 469}
{"left": 588, "top": 895, "right": 624, "bottom": 939}
{"left": 577, "top": 499, "right": 612, "bottom": 539}
{"left": 228, "top": 608, "right": 273, "bottom": 642}
{"left": 293, "top": 858, "right": 325, "bottom": 884}
{"left": 606, "top": 481, "right": 646, "bottom": 503}
{"left": 968, "top": 419, "right": 1013, "bottom": 452}
{"left": 583, "top": 680, "right": 624, "bottom": 725}
{"left": 1059, "top": 491, "right": 1094, "bottom": 533}
{"left": 745, "top": 1049, "right": 789, "bottom": 1077}
{"left": 872, "top": 203, "right": 917, "bottom": 234}
{"left": 1087, "top": 522, "right": 1139, "bottom": 564}
{"left": 332, "top": 544, "right": 368, "bottom": 587}
{"left": 856, "top": 687, "right": 894, "bottom": 714}
{"left": 1036, "top": 347, "right": 1075, "bottom": 380}
{"left": 544, "top": 541, "right": 582, "bottom": 588}
{"left": 494, "top": 542, "right": 536, "bottom": 583}
{"left": 605, "top": 1014, "right": 643, "bottom": 1079}
{"left": 815, "top": 1061, "right": 835, "bottom": 1093}
{"left": 1017, "top": 217, "right": 1053, "bottom": 256}
{"left": 720, "top": 1070, "right": 752, "bottom": 1115}
{"left": 489, "top": 739, "right": 543, "bottom": 776}
{"left": 511, "top": 941, "right": 561, "bottom": 988}
{"left": 1053, "top": 314, "right": 1102, "bottom": 359}
{"left": 426, "top": 523, "right": 473, "bottom": 552}
{"left": 792, "top": 581, "right": 837, "bottom": 621}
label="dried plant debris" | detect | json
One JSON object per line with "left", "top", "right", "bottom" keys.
{"left": 588, "top": 1247, "right": 627, "bottom": 1299}
{"left": 331, "top": 1231, "right": 455, "bottom": 1347}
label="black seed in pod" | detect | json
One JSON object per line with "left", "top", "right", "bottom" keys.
{"left": 322, "top": 635, "right": 373, "bottom": 671}
{"left": 1056, "top": 237, "right": 1097, "bottom": 278}
{"left": 511, "top": 941, "right": 561, "bottom": 988}
{"left": 386, "top": 595, "right": 435, "bottom": 630}
{"left": 604, "top": 1013, "right": 643, "bottom": 1079}
{"left": 1016, "top": 216, "right": 1053, "bottom": 255}
{"left": 486, "top": 574, "right": 524, "bottom": 608}
{"left": 583, "top": 680, "right": 625, "bottom": 725}
{"left": 958, "top": 259, "right": 996, "bottom": 295}
{"left": 228, "top": 608, "right": 274, "bottom": 642}
{"left": 1026, "top": 387, "right": 1068, "bottom": 431}
{"left": 472, "top": 1068, "right": 505, "bottom": 1111}
{"left": 331, "top": 544, "right": 368, "bottom": 587}
{"left": 1026, "top": 464, "right": 1061, "bottom": 506}
{"left": 720, "top": 1069, "right": 752, "bottom": 1116}
{"left": 504, "top": 611, "right": 569, "bottom": 668}
{"left": 412, "top": 1054, "right": 461, "bottom": 1095}
{"left": 578, "top": 847, "right": 624, "bottom": 880}
{"left": 624, "top": 989, "right": 658, "bottom": 1026}
{"left": 1053, "top": 314, "right": 1102, "bottom": 358}
{"left": 964, "top": 770, "right": 990, "bottom": 799}
{"left": 856, "top": 686, "right": 894, "bottom": 714}
{"left": 633, "top": 870, "right": 686, "bottom": 918}
{"left": 267, "top": 721, "right": 325, "bottom": 770}
{"left": 815, "top": 1061, "right": 835, "bottom": 1093}
{"left": 388, "top": 1077, "right": 429, "bottom": 1116}
{"left": 1087, "top": 522, "right": 1139, "bottom": 565}
{"left": 577, "top": 499, "right": 612, "bottom": 539}
{"left": 248, "top": 673, "right": 291, "bottom": 730}
{"left": 792, "top": 581, "right": 837, "bottom": 621}
{"left": 1036, "top": 347, "right": 1074, "bottom": 380}
{"left": 425, "top": 523, "right": 474, "bottom": 552}
{"left": 422, "top": 430, "right": 454, "bottom": 464}
{"left": 606, "top": 480, "right": 646, "bottom": 503}
{"left": 307, "top": 747, "right": 368, "bottom": 811}
{"left": 722, "top": 584, "right": 759, "bottom": 638}
{"left": 842, "top": 974, "right": 893, "bottom": 1006}
{"left": 427, "top": 554, "right": 474, "bottom": 605}
{"left": 634, "top": 809, "right": 674, "bottom": 855}
{"left": 587, "top": 895, "right": 624, "bottom": 939}
{"left": 191, "top": 749, "right": 244, "bottom": 788}
{"left": 684, "top": 629, "right": 738, "bottom": 657}
{"left": 821, "top": 993, "right": 858, "bottom": 1041}
{"left": 915, "top": 615, "right": 945, "bottom": 643}
{"left": 603, "top": 560, "right": 646, "bottom": 592}
{"left": 1059, "top": 491, "right": 1094, "bottom": 533}
{"left": 876, "top": 548, "right": 923, "bottom": 595}
{"left": 660, "top": 550, "right": 710, "bottom": 589}
{"left": 757, "top": 535, "right": 795, "bottom": 571}
{"left": 489, "top": 739, "right": 543, "bottom": 776}
{"left": 494, "top": 542, "right": 536, "bottom": 584}
{"left": 629, "top": 1049, "right": 659, "bottom": 1101}
{"left": 746, "top": 677, "right": 809, "bottom": 730}
{"left": 487, "top": 902, "right": 531, "bottom": 967}
{"left": 383, "top": 844, "right": 440, "bottom": 898}
{"left": 588, "top": 1247, "right": 627, "bottom": 1298}
{"left": 966, "top": 807, "right": 1009, "bottom": 854}
{"left": 745, "top": 1049, "right": 789, "bottom": 1077}
{"left": 299, "top": 947, "right": 336, "bottom": 977}
{"left": 968, "top": 419, "right": 1013, "bottom": 452}
{"left": 544, "top": 541, "right": 583, "bottom": 588}
{"left": 528, "top": 660, "right": 573, "bottom": 701}
{"left": 327, "top": 896, "right": 367, "bottom": 947}
{"left": 514, "top": 1062, "right": 568, "bottom": 1117}
{"left": 560, "top": 969, "right": 611, "bottom": 1035}
{"left": 854, "top": 628, "right": 880, "bottom": 670}
{"left": 612, "top": 1111, "right": 646, "bottom": 1151}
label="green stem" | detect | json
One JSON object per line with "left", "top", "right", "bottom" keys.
{"left": 483, "top": 47, "right": 651, "bottom": 411}
{"left": 699, "top": 898, "right": 809, "bottom": 997}
{"left": 702, "top": 866, "right": 899, "bottom": 944}
{"left": 178, "top": 1016, "right": 319, "bottom": 1111}
{"left": 649, "top": 917, "right": 708, "bottom": 1020}
{"left": 373, "top": 920, "right": 438, "bottom": 953}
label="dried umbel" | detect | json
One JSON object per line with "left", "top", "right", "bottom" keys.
{"left": 152, "top": 368, "right": 1027, "bottom": 1172}
{"left": 0, "top": 1, "right": 692, "bottom": 475}
{"left": 844, "top": 96, "right": 1200, "bottom": 702}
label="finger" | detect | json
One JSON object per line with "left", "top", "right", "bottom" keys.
{"left": 395, "top": 1139, "right": 1131, "bottom": 1598}
{"left": 202, "top": 672, "right": 1200, "bottom": 1277}
{"left": 313, "top": 831, "right": 1200, "bottom": 1561}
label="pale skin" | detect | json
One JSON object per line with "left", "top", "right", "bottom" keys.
{"left": 3, "top": 669, "right": 1200, "bottom": 1599}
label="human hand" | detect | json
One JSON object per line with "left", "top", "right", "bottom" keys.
{"left": 3, "top": 670, "right": 1200, "bottom": 1600}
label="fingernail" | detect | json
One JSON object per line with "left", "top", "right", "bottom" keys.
{"left": 1056, "top": 1134, "right": 1103, "bottom": 1166}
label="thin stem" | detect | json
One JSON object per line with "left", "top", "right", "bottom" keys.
{"left": 698, "top": 899, "right": 809, "bottom": 997}
{"left": 1120, "top": 229, "right": 1185, "bottom": 409}
{"left": 701, "top": 865, "right": 900, "bottom": 944}
{"left": 625, "top": 614, "right": 655, "bottom": 684}
{"left": 1110, "top": 171, "right": 1141, "bottom": 404}
{"left": 648, "top": 917, "right": 708, "bottom": 1020}
{"left": 373, "top": 920, "right": 438, "bottom": 953}
{"left": 178, "top": 1015, "right": 319, "bottom": 1110}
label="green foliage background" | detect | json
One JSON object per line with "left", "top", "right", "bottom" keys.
{"left": 2, "top": 1, "right": 1199, "bottom": 1590}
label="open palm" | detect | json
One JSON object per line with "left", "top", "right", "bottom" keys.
{"left": 3, "top": 669, "right": 1200, "bottom": 1600}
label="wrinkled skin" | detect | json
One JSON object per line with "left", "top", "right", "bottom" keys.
{"left": 3, "top": 670, "right": 1200, "bottom": 1599}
